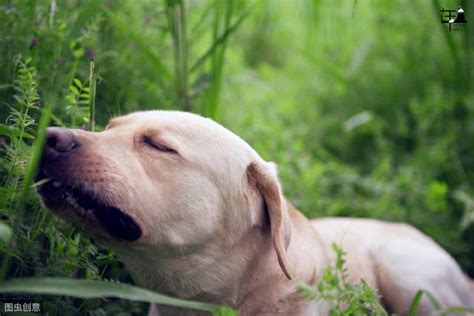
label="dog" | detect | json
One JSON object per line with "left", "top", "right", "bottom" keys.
{"left": 36, "top": 110, "right": 474, "bottom": 315}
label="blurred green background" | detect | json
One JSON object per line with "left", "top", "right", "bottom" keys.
{"left": 1, "top": 0, "right": 473, "bottom": 314}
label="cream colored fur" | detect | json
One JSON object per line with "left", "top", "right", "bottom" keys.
{"left": 41, "top": 111, "right": 474, "bottom": 315}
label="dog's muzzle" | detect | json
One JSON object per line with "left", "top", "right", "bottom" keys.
{"left": 35, "top": 127, "right": 142, "bottom": 241}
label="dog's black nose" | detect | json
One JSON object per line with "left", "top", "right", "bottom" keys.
{"left": 45, "top": 127, "right": 79, "bottom": 153}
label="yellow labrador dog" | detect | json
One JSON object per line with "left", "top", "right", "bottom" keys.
{"left": 36, "top": 111, "right": 473, "bottom": 315}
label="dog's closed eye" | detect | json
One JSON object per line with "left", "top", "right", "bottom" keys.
{"left": 142, "top": 135, "right": 177, "bottom": 154}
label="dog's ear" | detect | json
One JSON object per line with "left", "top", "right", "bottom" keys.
{"left": 246, "top": 161, "right": 292, "bottom": 280}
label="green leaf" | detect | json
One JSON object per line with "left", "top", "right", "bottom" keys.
{"left": 30, "top": 178, "right": 51, "bottom": 188}
{"left": 0, "top": 278, "right": 236, "bottom": 316}
{"left": 424, "top": 181, "right": 448, "bottom": 212}
{"left": 73, "top": 48, "right": 84, "bottom": 59}
{"left": 0, "top": 124, "right": 34, "bottom": 139}
{"left": 343, "top": 111, "right": 373, "bottom": 132}
{"left": 69, "top": 85, "right": 80, "bottom": 95}
{"left": 0, "top": 222, "right": 12, "bottom": 244}
{"left": 73, "top": 78, "right": 83, "bottom": 88}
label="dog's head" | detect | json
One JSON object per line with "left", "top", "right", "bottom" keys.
{"left": 36, "top": 111, "right": 292, "bottom": 278}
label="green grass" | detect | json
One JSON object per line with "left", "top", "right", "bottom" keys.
{"left": 0, "top": 278, "right": 235, "bottom": 316}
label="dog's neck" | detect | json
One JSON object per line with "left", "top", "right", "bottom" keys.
{"left": 114, "top": 201, "right": 326, "bottom": 315}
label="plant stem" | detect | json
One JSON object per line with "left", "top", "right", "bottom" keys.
{"left": 205, "top": 0, "right": 233, "bottom": 120}
{"left": 167, "top": 1, "right": 190, "bottom": 111}
{"left": 88, "top": 60, "right": 96, "bottom": 131}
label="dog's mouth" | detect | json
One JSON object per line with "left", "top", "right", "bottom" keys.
{"left": 36, "top": 172, "right": 142, "bottom": 242}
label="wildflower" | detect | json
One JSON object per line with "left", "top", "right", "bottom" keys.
{"left": 30, "top": 37, "right": 38, "bottom": 49}
{"left": 84, "top": 48, "right": 96, "bottom": 58}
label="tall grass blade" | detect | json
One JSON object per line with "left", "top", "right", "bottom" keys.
{"left": 408, "top": 290, "right": 424, "bottom": 316}
{"left": 408, "top": 289, "right": 443, "bottom": 316}
{"left": 167, "top": 0, "right": 190, "bottom": 110}
{"left": 190, "top": 5, "right": 252, "bottom": 74}
{"left": 15, "top": 101, "right": 53, "bottom": 212}
{"left": 0, "top": 277, "right": 236, "bottom": 316}
{"left": 442, "top": 306, "right": 474, "bottom": 315}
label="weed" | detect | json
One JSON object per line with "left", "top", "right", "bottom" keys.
{"left": 297, "top": 243, "right": 387, "bottom": 316}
